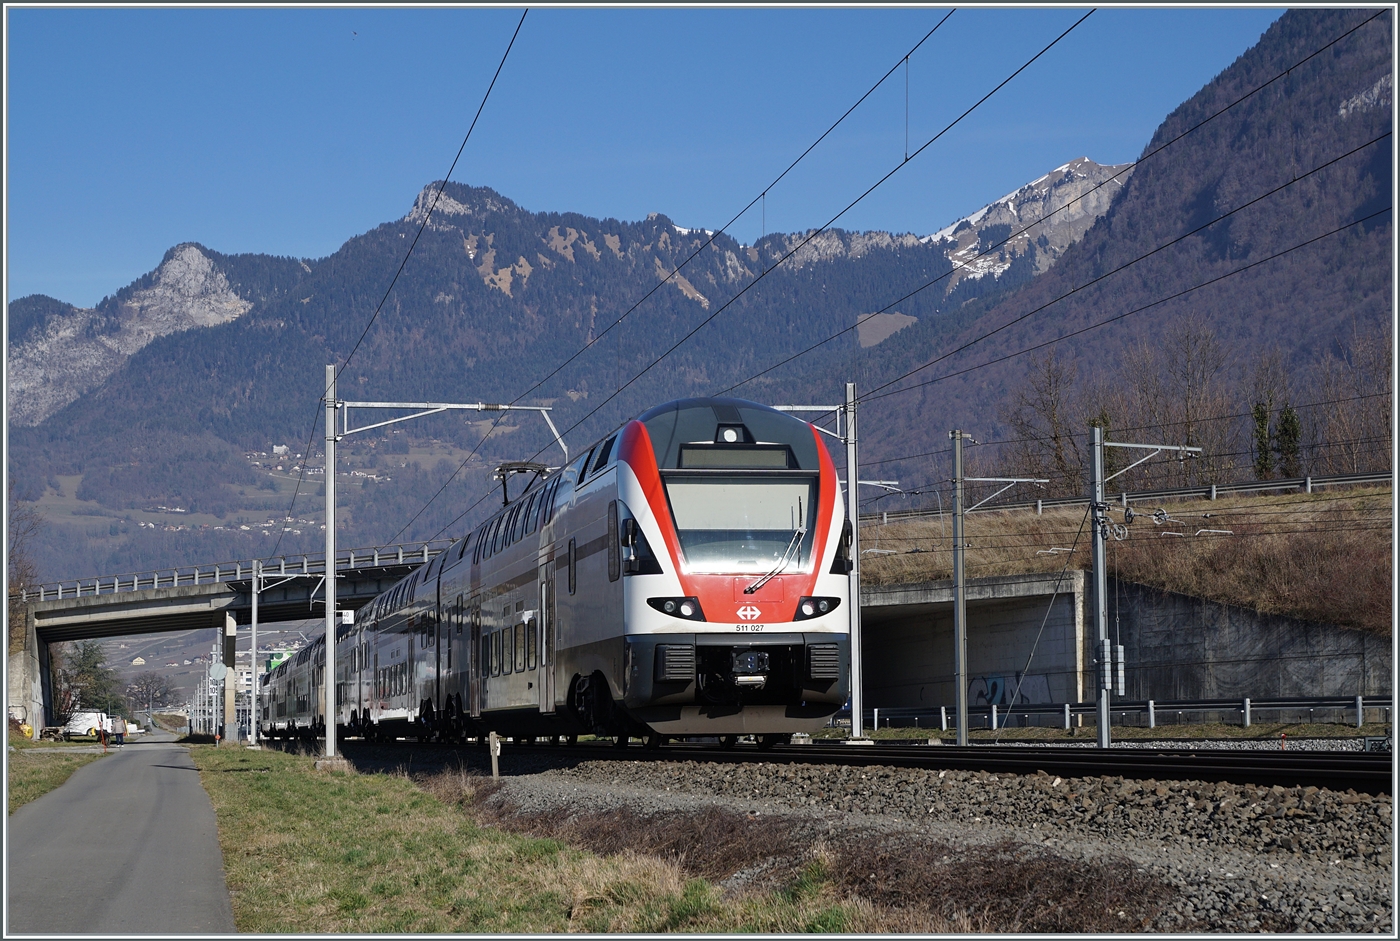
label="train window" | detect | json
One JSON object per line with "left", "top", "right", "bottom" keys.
{"left": 458, "top": 532, "right": 472, "bottom": 560}
{"left": 473, "top": 526, "right": 487, "bottom": 564}
{"left": 514, "top": 622, "right": 525, "bottom": 672}
{"left": 503, "top": 626, "right": 515, "bottom": 675}
{"left": 591, "top": 436, "right": 616, "bottom": 475}
{"left": 607, "top": 500, "right": 621, "bottom": 582}
{"left": 507, "top": 503, "right": 525, "bottom": 545}
{"left": 522, "top": 492, "right": 540, "bottom": 536}
{"left": 541, "top": 479, "right": 560, "bottom": 525}
{"left": 492, "top": 631, "right": 502, "bottom": 676}
{"left": 570, "top": 449, "right": 594, "bottom": 486}
{"left": 495, "top": 515, "right": 512, "bottom": 560}
{"left": 567, "top": 538, "right": 577, "bottom": 594}
{"left": 515, "top": 600, "right": 524, "bottom": 613}
{"left": 456, "top": 595, "right": 464, "bottom": 634}
{"left": 481, "top": 633, "right": 490, "bottom": 677}
{"left": 526, "top": 617, "right": 537, "bottom": 670}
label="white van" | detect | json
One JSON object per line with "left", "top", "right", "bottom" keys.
{"left": 62, "top": 711, "right": 110, "bottom": 740}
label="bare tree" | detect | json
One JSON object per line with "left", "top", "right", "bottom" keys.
{"left": 1309, "top": 323, "right": 1392, "bottom": 474}
{"left": 999, "top": 351, "right": 1088, "bottom": 496}
{"left": 129, "top": 671, "right": 175, "bottom": 715}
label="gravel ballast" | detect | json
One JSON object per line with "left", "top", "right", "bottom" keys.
{"left": 482, "top": 750, "right": 1393, "bottom": 933}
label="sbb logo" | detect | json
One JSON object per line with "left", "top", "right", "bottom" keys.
{"left": 736, "top": 605, "right": 762, "bottom": 621}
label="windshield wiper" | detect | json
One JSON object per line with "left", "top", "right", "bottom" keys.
{"left": 745, "top": 503, "right": 806, "bottom": 595}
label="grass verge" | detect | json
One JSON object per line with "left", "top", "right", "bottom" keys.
{"left": 8, "top": 738, "right": 104, "bottom": 814}
{"left": 189, "top": 742, "right": 1172, "bottom": 932}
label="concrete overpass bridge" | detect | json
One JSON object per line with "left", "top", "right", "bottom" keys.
{"left": 8, "top": 540, "right": 455, "bottom": 729}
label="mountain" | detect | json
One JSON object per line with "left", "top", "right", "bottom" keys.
{"left": 7, "top": 9, "right": 1389, "bottom": 584}
{"left": 9, "top": 245, "right": 314, "bottom": 426}
{"left": 924, "top": 157, "right": 1134, "bottom": 285}
{"left": 854, "top": 8, "right": 1392, "bottom": 496}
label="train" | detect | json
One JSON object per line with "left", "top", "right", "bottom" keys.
{"left": 259, "top": 396, "right": 853, "bottom": 749}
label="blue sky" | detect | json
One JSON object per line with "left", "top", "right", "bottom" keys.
{"left": 6, "top": 6, "right": 1283, "bottom": 308}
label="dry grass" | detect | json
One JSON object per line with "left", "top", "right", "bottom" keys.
{"left": 193, "top": 741, "right": 1177, "bottom": 933}
{"left": 8, "top": 746, "right": 103, "bottom": 814}
{"left": 422, "top": 767, "right": 1174, "bottom": 932}
{"left": 860, "top": 486, "right": 1391, "bottom": 633}
{"left": 193, "top": 745, "right": 861, "bottom": 932}
{"left": 152, "top": 713, "right": 186, "bottom": 732}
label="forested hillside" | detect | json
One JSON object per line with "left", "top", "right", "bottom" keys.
{"left": 850, "top": 8, "right": 1391, "bottom": 498}
{"left": 7, "top": 9, "right": 1390, "bottom": 583}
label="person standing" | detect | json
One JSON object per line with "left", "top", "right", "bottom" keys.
{"left": 111, "top": 715, "right": 126, "bottom": 747}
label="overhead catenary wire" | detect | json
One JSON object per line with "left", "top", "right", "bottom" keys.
{"left": 855, "top": 392, "right": 1392, "bottom": 475}
{"left": 264, "top": 11, "right": 528, "bottom": 560}
{"left": 387, "top": 12, "right": 958, "bottom": 544}
{"left": 864, "top": 203, "right": 1392, "bottom": 408}
{"left": 861, "top": 133, "right": 1393, "bottom": 404}
{"left": 418, "top": 10, "right": 1096, "bottom": 544}
{"left": 994, "top": 505, "right": 1091, "bottom": 742}
{"left": 718, "top": 9, "right": 1390, "bottom": 397}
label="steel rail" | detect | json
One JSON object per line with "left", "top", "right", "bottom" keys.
{"left": 540, "top": 739, "right": 1393, "bottom": 794}
{"left": 317, "top": 736, "right": 1391, "bottom": 795}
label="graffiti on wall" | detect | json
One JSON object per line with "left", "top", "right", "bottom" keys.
{"left": 969, "top": 673, "right": 1051, "bottom": 706}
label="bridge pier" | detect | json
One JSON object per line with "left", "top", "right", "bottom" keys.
{"left": 7, "top": 601, "right": 47, "bottom": 736}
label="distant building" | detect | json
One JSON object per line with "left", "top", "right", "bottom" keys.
{"left": 131, "top": 657, "right": 146, "bottom": 665}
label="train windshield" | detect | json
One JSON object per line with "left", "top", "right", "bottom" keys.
{"left": 662, "top": 475, "right": 817, "bottom": 574}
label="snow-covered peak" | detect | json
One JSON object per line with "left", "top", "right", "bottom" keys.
{"left": 921, "top": 157, "right": 1133, "bottom": 284}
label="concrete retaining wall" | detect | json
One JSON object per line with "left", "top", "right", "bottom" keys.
{"left": 1104, "top": 579, "right": 1392, "bottom": 700}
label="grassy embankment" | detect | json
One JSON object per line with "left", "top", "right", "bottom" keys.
{"left": 860, "top": 486, "right": 1391, "bottom": 634}
{"left": 191, "top": 744, "right": 1169, "bottom": 933}
{"left": 7, "top": 730, "right": 104, "bottom": 814}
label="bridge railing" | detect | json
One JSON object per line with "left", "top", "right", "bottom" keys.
{"left": 17, "top": 539, "right": 459, "bottom": 604}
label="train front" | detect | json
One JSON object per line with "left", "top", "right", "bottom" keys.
{"left": 614, "top": 397, "right": 852, "bottom": 738}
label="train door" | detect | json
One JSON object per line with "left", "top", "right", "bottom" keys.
{"left": 433, "top": 596, "right": 443, "bottom": 715}
{"left": 451, "top": 594, "right": 463, "bottom": 719}
{"left": 469, "top": 604, "right": 482, "bottom": 717}
{"left": 371, "top": 625, "right": 380, "bottom": 726}
{"left": 538, "top": 561, "right": 555, "bottom": 713}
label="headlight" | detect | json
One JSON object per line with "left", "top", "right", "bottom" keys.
{"left": 793, "top": 596, "right": 841, "bottom": 620}
{"left": 647, "top": 597, "right": 706, "bottom": 621}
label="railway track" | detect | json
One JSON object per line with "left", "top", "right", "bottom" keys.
{"left": 484, "top": 739, "right": 1393, "bottom": 795}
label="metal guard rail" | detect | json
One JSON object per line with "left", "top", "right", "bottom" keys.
{"left": 862, "top": 471, "right": 1393, "bottom": 523}
{"left": 861, "top": 695, "right": 1393, "bottom": 727}
{"left": 17, "top": 539, "right": 459, "bottom": 604}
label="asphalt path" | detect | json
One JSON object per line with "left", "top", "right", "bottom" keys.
{"left": 7, "top": 730, "right": 236, "bottom": 934}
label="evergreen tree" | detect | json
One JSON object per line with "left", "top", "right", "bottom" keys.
{"left": 55, "top": 640, "right": 126, "bottom": 719}
{"left": 1275, "top": 403, "right": 1302, "bottom": 478}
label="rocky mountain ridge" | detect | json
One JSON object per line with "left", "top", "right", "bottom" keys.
{"left": 9, "top": 244, "right": 309, "bottom": 426}
{"left": 924, "top": 157, "right": 1134, "bottom": 286}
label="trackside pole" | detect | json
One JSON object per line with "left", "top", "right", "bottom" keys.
{"left": 1092, "top": 425, "right": 1111, "bottom": 748}
{"left": 845, "top": 383, "right": 864, "bottom": 741}
{"left": 250, "top": 559, "right": 259, "bottom": 745}
{"left": 951, "top": 431, "right": 969, "bottom": 747}
{"left": 325, "top": 365, "right": 338, "bottom": 760}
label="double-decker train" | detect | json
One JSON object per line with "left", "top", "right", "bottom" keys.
{"left": 259, "top": 396, "right": 852, "bottom": 748}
